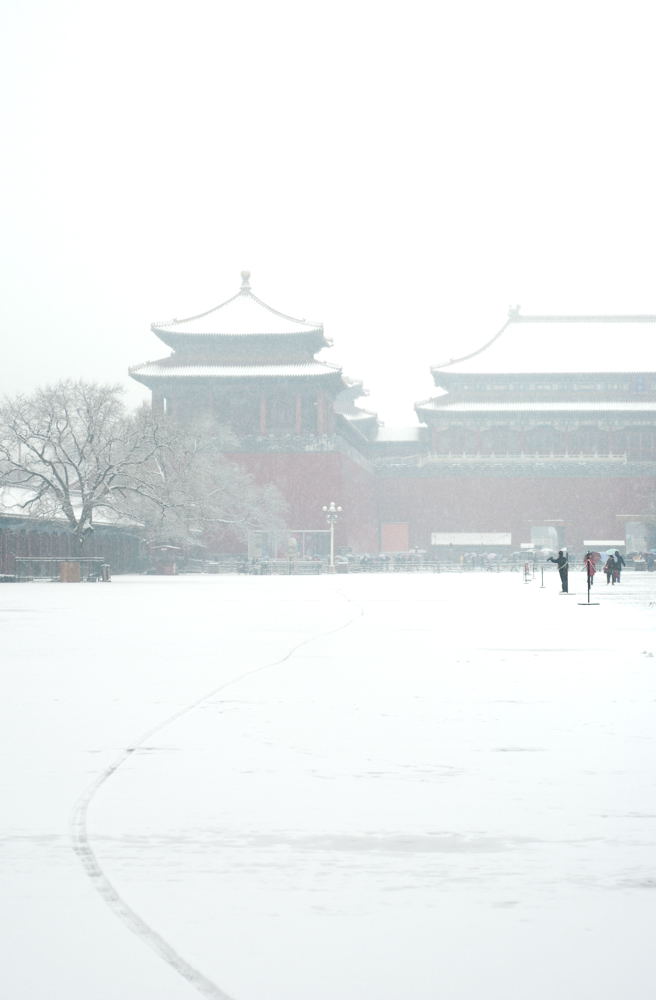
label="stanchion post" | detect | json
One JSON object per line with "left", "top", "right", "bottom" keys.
{"left": 578, "top": 554, "right": 600, "bottom": 605}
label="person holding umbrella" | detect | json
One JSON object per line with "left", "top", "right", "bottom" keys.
{"left": 584, "top": 551, "right": 597, "bottom": 588}
{"left": 547, "top": 549, "right": 569, "bottom": 593}
{"left": 613, "top": 550, "right": 626, "bottom": 583}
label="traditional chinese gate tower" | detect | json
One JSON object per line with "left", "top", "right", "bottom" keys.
{"left": 130, "top": 272, "right": 378, "bottom": 552}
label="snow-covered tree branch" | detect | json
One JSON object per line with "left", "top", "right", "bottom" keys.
{"left": 131, "top": 414, "right": 287, "bottom": 548}
{"left": 0, "top": 381, "right": 162, "bottom": 545}
{"left": 0, "top": 381, "right": 287, "bottom": 552}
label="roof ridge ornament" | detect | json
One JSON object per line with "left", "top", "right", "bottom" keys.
{"left": 508, "top": 304, "right": 521, "bottom": 320}
{"left": 240, "top": 270, "right": 251, "bottom": 293}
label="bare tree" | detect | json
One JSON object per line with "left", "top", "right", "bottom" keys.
{"left": 0, "top": 381, "right": 287, "bottom": 555}
{"left": 0, "top": 381, "right": 160, "bottom": 547}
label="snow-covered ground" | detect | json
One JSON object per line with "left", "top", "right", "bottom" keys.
{"left": 2, "top": 570, "right": 656, "bottom": 999}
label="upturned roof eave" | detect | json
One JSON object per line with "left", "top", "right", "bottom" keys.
{"left": 150, "top": 274, "right": 325, "bottom": 340}
{"left": 431, "top": 310, "right": 656, "bottom": 377}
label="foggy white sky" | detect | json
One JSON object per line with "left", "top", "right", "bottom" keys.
{"left": 1, "top": 0, "right": 655, "bottom": 425}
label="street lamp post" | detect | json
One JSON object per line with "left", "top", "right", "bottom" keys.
{"left": 322, "top": 502, "right": 343, "bottom": 572}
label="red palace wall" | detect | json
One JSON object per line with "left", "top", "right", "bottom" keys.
{"left": 229, "top": 447, "right": 652, "bottom": 557}
{"left": 233, "top": 450, "right": 379, "bottom": 554}
{"left": 376, "top": 472, "right": 653, "bottom": 553}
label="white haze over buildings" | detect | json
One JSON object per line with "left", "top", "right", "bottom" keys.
{"left": 1, "top": 1, "right": 656, "bottom": 423}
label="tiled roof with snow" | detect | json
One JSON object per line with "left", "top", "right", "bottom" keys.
{"left": 130, "top": 361, "right": 342, "bottom": 380}
{"left": 417, "top": 400, "right": 656, "bottom": 413}
{"left": 433, "top": 312, "right": 656, "bottom": 376}
{"left": 152, "top": 272, "right": 323, "bottom": 338}
{"left": 0, "top": 486, "right": 138, "bottom": 526}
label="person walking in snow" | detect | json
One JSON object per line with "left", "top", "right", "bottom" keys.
{"left": 584, "top": 552, "right": 597, "bottom": 588}
{"left": 603, "top": 554, "right": 616, "bottom": 584}
{"left": 547, "top": 550, "right": 569, "bottom": 593}
{"left": 613, "top": 550, "right": 626, "bottom": 583}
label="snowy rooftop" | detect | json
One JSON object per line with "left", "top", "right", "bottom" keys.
{"left": 0, "top": 486, "right": 137, "bottom": 526}
{"left": 152, "top": 272, "right": 324, "bottom": 338}
{"left": 433, "top": 312, "right": 656, "bottom": 376}
{"left": 417, "top": 400, "right": 656, "bottom": 414}
{"left": 130, "top": 360, "right": 342, "bottom": 380}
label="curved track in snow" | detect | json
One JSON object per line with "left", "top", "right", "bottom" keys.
{"left": 71, "top": 594, "right": 363, "bottom": 999}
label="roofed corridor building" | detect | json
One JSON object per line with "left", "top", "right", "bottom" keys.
{"left": 417, "top": 312, "right": 656, "bottom": 461}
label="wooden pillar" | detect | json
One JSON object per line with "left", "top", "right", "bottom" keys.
{"left": 259, "top": 396, "right": 267, "bottom": 434}
{"left": 295, "top": 395, "right": 302, "bottom": 434}
{"left": 152, "top": 392, "right": 165, "bottom": 417}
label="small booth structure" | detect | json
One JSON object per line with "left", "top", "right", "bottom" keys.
{"left": 145, "top": 545, "right": 183, "bottom": 575}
